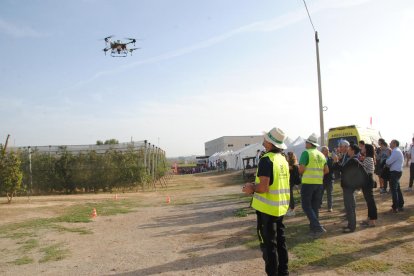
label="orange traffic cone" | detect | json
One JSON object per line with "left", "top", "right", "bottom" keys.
{"left": 91, "top": 208, "right": 97, "bottom": 218}
{"left": 166, "top": 196, "right": 171, "bottom": 204}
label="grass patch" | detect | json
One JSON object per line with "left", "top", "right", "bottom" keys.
{"left": 234, "top": 208, "right": 248, "bottom": 217}
{"left": 0, "top": 198, "right": 144, "bottom": 266}
{"left": 172, "top": 199, "right": 193, "bottom": 206}
{"left": 19, "top": 238, "right": 39, "bottom": 252}
{"left": 39, "top": 244, "right": 69, "bottom": 263}
{"left": 346, "top": 259, "right": 392, "bottom": 272}
{"left": 399, "top": 262, "right": 414, "bottom": 274}
{"left": 11, "top": 256, "right": 34, "bottom": 265}
{"left": 51, "top": 225, "right": 92, "bottom": 235}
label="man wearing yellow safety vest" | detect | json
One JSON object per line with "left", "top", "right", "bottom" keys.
{"left": 299, "top": 134, "right": 329, "bottom": 237}
{"left": 242, "top": 127, "right": 290, "bottom": 276}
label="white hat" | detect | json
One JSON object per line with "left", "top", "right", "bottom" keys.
{"left": 263, "top": 127, "right": 287, "bottom": 149}
{"left": 306, "top": 133, "right": 319, "bottom": 147}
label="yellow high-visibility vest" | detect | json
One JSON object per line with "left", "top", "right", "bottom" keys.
{"left": 251, "top": 152, "right": 290, "bottom": 217}
{"left": 302, "top": 148, "right": 326, "bottom": 184}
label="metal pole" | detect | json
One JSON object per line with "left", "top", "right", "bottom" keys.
{"left": 315, "top": 31, "right": 325, "bottom": 146}
{"left": 28, "top": 146, "right": 33, "bottom": 196}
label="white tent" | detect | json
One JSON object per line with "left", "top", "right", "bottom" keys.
{"left": 285, "top": 136, "right": 307, "bottom": 160}
{"left": 233, "top": 143, "right": 265, "bottom": 170}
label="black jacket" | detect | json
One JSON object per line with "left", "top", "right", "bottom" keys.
{"left": 341, "top": 157, "right": 368, "bottom": 189}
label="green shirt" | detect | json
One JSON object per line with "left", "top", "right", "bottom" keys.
{"left": 299, "top": 150, "right": 309, "bottom": 166}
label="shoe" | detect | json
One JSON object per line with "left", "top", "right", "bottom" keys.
{"left": 398, "top": 208, "right": 404, "bottom": 212}
{"left": 328, "top": 208, "right": 333, "bottom": 212}
{"left": 360, "top": 221, "right": 376, "bottom": 227}
{"left": 286, "top": 209, "right": 296, "bottom": 217}
{"left": 404, "top": 187, "right": 413, "bottom": 192}
{"left": 388, "top": 208, "right": 398, "bottom": 214}
{"left": 309, "top": 228, "right": 327, "bottom": 238}
{"left": 342, "top": 227, "right": 355, "bottom": 233}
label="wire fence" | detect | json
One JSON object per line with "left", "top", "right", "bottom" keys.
{"left": 4, "top": 140, "right": 170, "bottom": 195}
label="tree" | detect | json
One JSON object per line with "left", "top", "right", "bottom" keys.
{"left": 96, "top": 140, "right": 104, "bottom": 145}
{"left": 104, "top": 139, "right": 119, "bottom": 145}
{"left": 55, "top": 147, "right": 75, "bottom": 194}
{"left": 0, "top": 149, "right": 23, "bottom": 203}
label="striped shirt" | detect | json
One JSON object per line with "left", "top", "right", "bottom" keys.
{"left": 362, "top": 157, "right": 375, "bottom": 174}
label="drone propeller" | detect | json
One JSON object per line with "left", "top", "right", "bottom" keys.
{"left": 129, "top": 47, "right": 140, "bottom": 55}
{"left": 125, "top": 37, "right": 138, "bottom": 45}
{"left": 102, "top": 35, "right": 114, "bottom": 44}
{"left": 102, "top": 48, "right": 110, "bottom": 55}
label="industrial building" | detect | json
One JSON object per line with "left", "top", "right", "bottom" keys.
{"left": 204, "top": 136, "right": 262, "bottom": 156}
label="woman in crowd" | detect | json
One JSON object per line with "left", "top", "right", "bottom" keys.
{"left": 377, "top": 139, "right": 391, "bottom": 194}
{"left": 286, "top": 152, "right": 300, "bottom": 216}
{"left": 360, "top": 144, "right": 378, "bottom": 227}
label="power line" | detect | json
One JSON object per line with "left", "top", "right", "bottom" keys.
{"left": 302, "top": 0, "right": 316, "bottom": 32}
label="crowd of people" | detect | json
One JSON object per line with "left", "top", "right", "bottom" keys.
{"left": 242, "top": 126, "right": 412, "bottom": 276}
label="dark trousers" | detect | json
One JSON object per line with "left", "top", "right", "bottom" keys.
{"left": 289, "top": 183, "right": 295, "bottom": 209}
{"left": 256, "top": 211, "right": 289, "bottom": 276}
{"left": 361, "top": 174, "right": 377, "bottom": 220}
{"left": 410, "top": 163, "right": 414, "bottom": 188}
{"left": 301, "top": 184, "right": 323, "bottom": 231}
{"left": 343, "top": 187, "right": 356, "bottom": 230}
{"left": 320, "top": 180, "right": 333, "bottom": 209}
{"left": 390, "top": 171, "right": 404, "bottom": 210}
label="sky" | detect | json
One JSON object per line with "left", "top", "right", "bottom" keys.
{"left": 0, "top": 0, "right": 413, "bottom": 157}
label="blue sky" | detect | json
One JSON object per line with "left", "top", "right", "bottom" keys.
{"left": 1, "top": 0, "right": 413, "bottom": 157}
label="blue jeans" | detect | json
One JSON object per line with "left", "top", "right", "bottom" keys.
{"left": 390, "top": 171, "right": 404, "bottom": 210}
{"left": 301, "top": 184, "right": 323, "bottom": 231}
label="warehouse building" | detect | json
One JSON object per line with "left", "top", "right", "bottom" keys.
{"left": 205, "top": 136, "right": 262, "bottom": 156}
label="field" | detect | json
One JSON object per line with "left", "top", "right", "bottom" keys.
{"left": 0, "top": 167, "right": 413, "bottom": 275}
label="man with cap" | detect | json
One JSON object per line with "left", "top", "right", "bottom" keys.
{"left": 299, "top": 133, "right": 329, "bottom": 237}
{"left": 242, "top": 127, "right": 290, "bottom": 276}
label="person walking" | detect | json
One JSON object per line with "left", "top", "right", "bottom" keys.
{"left": 405, "top": 137, "right": 414, "bottom": 192}
{"left": 242, "top": 127, "right": 290, "bottom": 276}
{"left": 386, "top": 139, "right": 405, "bottom": 212}
{"left": 320, "top": 146, "right": 334, "bottom": 212}
{"left": 360, "top": 144, "right": 378, "bottom": 227}
{"left": 299, "top": 134, "right": 329, "bottom": 237}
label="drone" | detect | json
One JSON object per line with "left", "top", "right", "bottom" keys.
{"left": 102, "top": 35, "right": 140, "bottom": 57}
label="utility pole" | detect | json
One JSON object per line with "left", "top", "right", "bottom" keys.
{"left": 315, "top": 31, "right": 325, "bottom": 146}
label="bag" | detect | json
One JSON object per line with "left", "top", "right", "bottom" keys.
{"left": 381, "top": 166, "right": 390, "bottom": 180}
{"left": 290, "top": 165, "right": 301, "bottom": 186}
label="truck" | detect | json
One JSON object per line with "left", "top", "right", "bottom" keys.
{"left": 327, "top": 125, "right": 381, "bottom": 151}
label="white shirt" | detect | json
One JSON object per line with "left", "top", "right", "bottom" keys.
{"left": 386, "top": 147, "right": 404, "bottom": 172}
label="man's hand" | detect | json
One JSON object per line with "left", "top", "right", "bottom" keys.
{"left": 242, "top": 182, "right": 255, "bottom": 195}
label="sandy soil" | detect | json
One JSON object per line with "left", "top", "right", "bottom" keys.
{"left": 0, "top": 168, "right": 413, "bottom": 276}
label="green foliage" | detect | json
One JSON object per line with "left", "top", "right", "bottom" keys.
{"left": 15, "top": 144, "right": 168, "bottom": 195}
{"left": 104, "top": 139, "right": 119, "bottom": 145}
{"left": 0, "top": 149, "right": 23, "bottom": 203}
{"left": 11, "top": 256, "right": 34, "bottom": 265}
{"left": 39, "top": 244, "right": 69, "bottom": 263}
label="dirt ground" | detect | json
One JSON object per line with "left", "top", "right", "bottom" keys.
{"left": 0, "top": 167, "right": 413, "bottom": 276}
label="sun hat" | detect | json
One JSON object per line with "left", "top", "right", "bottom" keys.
{"left": 263, "top": 127, "right": 287, "bottom": 149}
{"left": 306, "top": 133, "right": 320, "bottom": 147}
